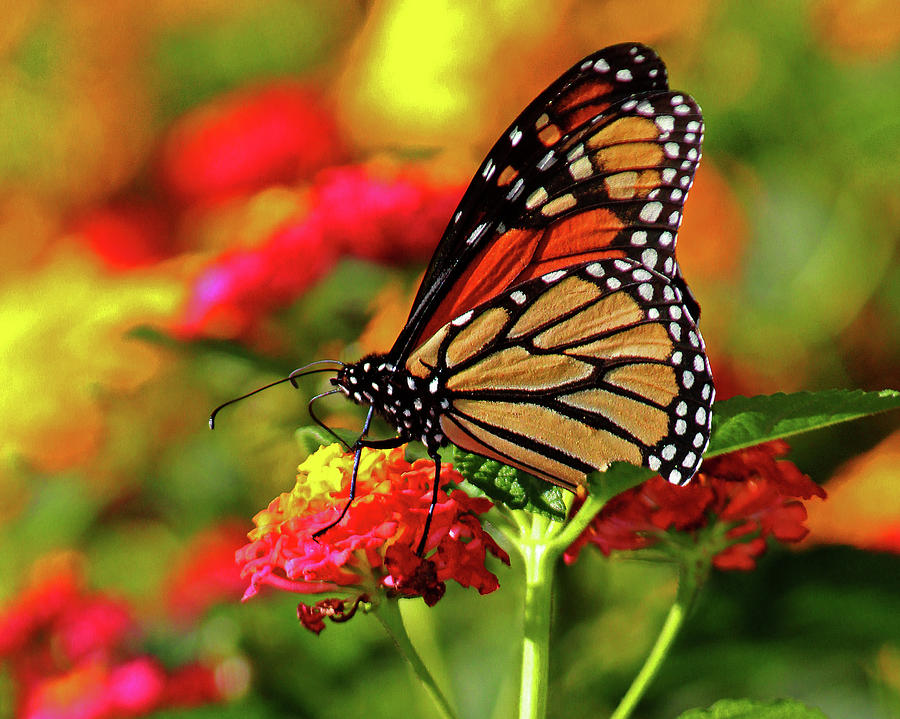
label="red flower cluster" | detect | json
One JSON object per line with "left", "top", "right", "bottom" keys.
{"left": 0, "top": 559, "right": 223, "bottom": 719}
{"left": 566, "top": 441, "right": 826, "bottom": 570}
{"left": 175, "top": 164, "right": 463, "bottom": 339}
{"left": 236, "top": 445, "right": 509, "bottom": 633}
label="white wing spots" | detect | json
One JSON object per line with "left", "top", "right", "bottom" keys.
{"left": 663, "top": 285, "right": 676, "bottom": 301}
{"left": 641, "top": 248, "right": 658, "bottom": 268}
{"left": 682, "top": 452, "right": 696, "bottom": 468}
{"left": 661, "top": 444, "right": 676, "bottom": 461}
{"left": 506, "top": 177, "right": 525, "bottom": 201}
{"left": 693, "top": 432, "right": 705, "bottom": 448}
{"left": 688, "top": 330, "right": 700, "bottom": 347}
{"left": 664, "top": 142, "right": 680, "bottom": 158}
{"left": 482, "top": 158, "right": 496, "bottom": 180}
{"left": 648, "top": 455, "right": 661, "bottom": 471}
{"left": 669, "top": 305, "right": 683, "bottom": 319}
{"left": 453, "top": 210, "right": 462, "bottom": 223}
{"left": 466, "top": 222, "right": 490, "bottom": 245}
{"left": 594, "top": 58, "right": 610, "bottom": 72}
{"left": 674, "top": 104, "right": 691, "bottom": 115}
{"left": 701, "top": 383, "right": 712, "bottom": 400}
{"left": 659, "top": 231, "right": 674, "bottom": 247}
{"left": 647, "top": 307, "right": 659, "bottom": 319}
{"left": 631, "top": 230, "right": 648, "bottom": 246}
{"left": 569, "top": 155, "right": 593, "bottom": 180}
{"left": 537, "top": 150, "right": 557, "bottom": 171}
{"left": 407, "top": 376, "right": 417, "bottom": 390}
{"left": 509, "top": 126, "right": 523, "bottom": 146}
{"left": 671, "top": 95, "right": 684, "bottom": 105}
{"left": 525, "top": 186, "right": 549, "bottom": 210}
{"left": 541, "top": 269, "right": 567, "bottom": 283}
{"left": 663, "top": 257, "right": 674, "bottom": 274}
{"left": 614, "top": 259, "right": 632, "bottom": 271}
{"left": 429, "top": 377, "right": 439, "bottom": 394}
{"left": 693, "top": 354, "right": 705, "bottom": 372}
{"left": 638, "top": 283, "right": 654, "bottom": 301}
{"left": 676, "top": 401, "right": 688, "bottom": 416}
{"left": 636, "top": 100, "right": 654, "bottom": 116}
{"left": 452, "top": 310, "right": 474, "bottom": 327}
{"left": 687, "top": 120, "right": 701, "bottom": 132}
{"left": 414, "top": 399, "right": 423, "bottom": 411}
{"left": 669, "top": 211, "right": 680, "bottom": 225}
{"left": 682, "top": 370, "right": 695, "bottom": 388}
{"left": 684, "top": 133, "right": 696, "bottom": 143}
{"left": 675, "top": 419, "right": 687, "bottom": 435}
{"left": 581, "top": 59, "right": 593, "bottom": 70}
{"left": 662, "top": 168, "right": 676, "bottom": 183}
{"left": 672, "top": 350, "right": 683, "bottom": 365}
{"left": 639, "top": 202, "right": 663, "bottom": 222}
{"left": 680, "top": 175, "right": 691, "bottom": 187}
{"left": 632, "top": 268, "right": 652, "bottom": 281}
{"left": 670, "top": 189, "right": 683, "bottom": 201}
{"left": 669, "top": 322, "right": 682, "bottom": 341}
{"left": 629, "top": 46, "right": 638, "bottom": 55}
{"left": 655, "top": 115, "right": 675, "bottom": 133}
{"left": 617, "top": 69, "right": 633, "bottom": 82}
{"left": 695, "top": 407, "right": 707, "bottom": 425}
{"left": 649, "top": 68, "right": 659, "bottom": 78}
{"left": 669, "top": 469, "right": 683, "bottom": 484}
{"left": 687, "top": 148, "right": 699, "bottom": 161}
{"left": 606, "top": 277, "right": 621, "bottom": 290}
{"left": 510, "top": 290, "right": 527, "bottom": 305}
{"left": 681, "top": 160, "right": 692, "bottom": 170}
{"left": 586, "top": 262, "right": 604, "bottom": 277}
{"left": 635, "top": 54, "right": 646, "bottom": 63}
{"left": 648, "top": 188, "right": 660, "bottom": 200}
{"left": 567, "top": 144, "right": 585, "bottom": 161}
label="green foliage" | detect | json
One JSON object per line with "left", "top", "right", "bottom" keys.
{"left": 707, "top": 390, "right": 900, "bottom": 457}
{"left": 448, "top": 447, "right": 568, "bottom": 521}
{"left": 676, "top": 698, "right": 829, "bottom": 719}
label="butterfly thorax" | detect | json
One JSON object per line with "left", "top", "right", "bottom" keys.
{"left": 332, "top": 354, "right": 448, "bottom": 454}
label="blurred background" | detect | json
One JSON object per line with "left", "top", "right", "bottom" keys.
{"left": 1, "top": 1, "right": 898, "bottom": 717}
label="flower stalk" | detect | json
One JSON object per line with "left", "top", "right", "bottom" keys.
{"left": 375, "top": 599, "right": 459, "bottom": 719}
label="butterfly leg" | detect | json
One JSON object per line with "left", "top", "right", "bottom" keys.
{"left": 313, "top": 407, "right": 407, "bottom": 540}
{"left": 415, "top": 455, "right": 441, "bottom": 557}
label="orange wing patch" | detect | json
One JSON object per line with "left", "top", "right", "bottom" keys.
{"left": 558, "top": 389, "right": 669, "bottom": 446}
{"left": 605, "top": 363, "right": 678, "bottom": 406}
{"left": 446, "top": 346, "right": 593, "bottom": 392}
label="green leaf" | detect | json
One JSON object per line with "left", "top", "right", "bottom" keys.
{"left": 449, "top": 447, "right": 568, "bottom": 521}
{"left": 676, "top": 698, "right": 829, "bottom": 719}
{"left": 294, "top": 425, "right": 356, "bottom": 458}
{"left": 707, "top": 389, "right": 900, "bottom": 457}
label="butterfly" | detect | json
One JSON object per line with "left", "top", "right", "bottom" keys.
{"left": 211, "top": 42, "right": 714, "bottom": 555}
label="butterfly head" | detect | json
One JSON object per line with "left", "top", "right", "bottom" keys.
{"left": 333, "top": 354, "right": 448, "bottom": 453}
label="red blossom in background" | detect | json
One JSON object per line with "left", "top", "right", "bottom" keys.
{"left": 236, "top": 444, "right": 508, "bottom": 633}
{"left": 566, "top": 441, "right": 826, "bottom": 571}
{"left": 175, "top": 164, "right": 464, "bottom": 339}
{"left": 0, "top": 559, "right": 226, "bottom": 718}
{"left": 159, "top": 82, "right": 345, "bottom": 204}
{"left": 165, "top": 522, "right": 249, "bottom": 622}
{"left": 70, "top": 202, "right": 175, "bottom": 271}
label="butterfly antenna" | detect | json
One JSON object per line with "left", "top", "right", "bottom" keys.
{"left": 209, "top": 359, "right": 344, "bottom": 429}
{"left": 308, "top": 388, "right": 353, "bottom": 452}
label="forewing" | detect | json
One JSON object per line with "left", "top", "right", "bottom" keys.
{"left": 406, "top": 258, "right": 714, "bottom": 488}
{"left": 391, "top": 42, "right": 704, "bottom": 361}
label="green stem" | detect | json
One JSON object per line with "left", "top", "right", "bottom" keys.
{"left": 608, "top": 566, "right": 702, "bottom": 719}
{"left": 375, "top": 599, "right": 459, "bottom": 719}
{"left": 518, "top": 521, "right": 560, "bottom": 719}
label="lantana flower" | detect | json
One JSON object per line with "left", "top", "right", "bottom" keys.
{"left": 236, "top": 444, "right": 508, "bottom": 634}
{"left": 566, "top": 441, "right": 826, "bottom": 570}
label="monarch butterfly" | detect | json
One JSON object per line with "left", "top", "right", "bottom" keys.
{"left": 211, "top": 42, "right": 714, "bottom": 554}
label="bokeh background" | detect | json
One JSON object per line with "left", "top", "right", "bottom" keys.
{"left": 1, "top": 1, "right": 899, "bottom": 718}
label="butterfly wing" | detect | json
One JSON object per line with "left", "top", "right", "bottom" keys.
{"left": 405, "top": 258, "right": 714, "bottom": 487}
{"left": 390, "top": 42, "right": 704, "bottom": 363}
